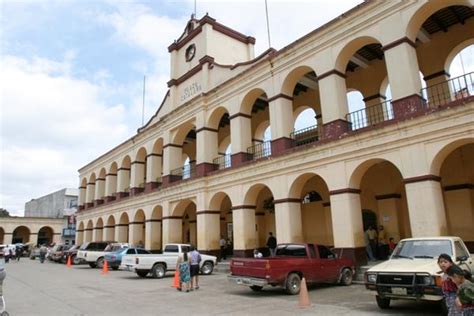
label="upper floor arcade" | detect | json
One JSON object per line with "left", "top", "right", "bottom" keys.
{"left": 77, "top": 0, "right": 474, "bottom": 212}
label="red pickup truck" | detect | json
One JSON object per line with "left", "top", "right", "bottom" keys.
{"left": 228, "top": 243, "right": 355, "bottom": 295}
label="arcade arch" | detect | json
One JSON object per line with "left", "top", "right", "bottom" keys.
{"left": 12, "top": 226, "right": 30, "bottom": 244}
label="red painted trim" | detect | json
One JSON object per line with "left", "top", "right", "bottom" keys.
{"left": 329, "top": 188, "right": 361, "bottom": 195}
{"left": 403, "top": 175, "right": 441, "bottom": 184}
{"left": 267, "top": 94, "right": 293, "bottom": 103}
{"left": 382, "top": 37, "right": 416, "bottom": 51}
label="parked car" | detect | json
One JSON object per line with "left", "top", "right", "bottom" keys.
{"left": 77, "top": 242, "right": 127, "bottom": 268}
{"left": 29, "top": 246, "right": 41, "bottom": 260}
{"left": 105, "top": 248, "right": 150, "bottom": 270}
{"left": 62, "top": 244, "right": 82, "bottom": 264}
{"left": 365, "top": 236, "right": 474, "bottom": 311}
{"left": 50, "top": 244, "right": 71, "bottom": 262}
{"left": 228, "top": 243, "right": 355, "bottom": 295}
{"left": 121, "top": 243, "right": 217, "bottom": 278}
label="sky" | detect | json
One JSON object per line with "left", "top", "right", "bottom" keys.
{"left": 0, "top": 0, "right": 472, "bottom": 216}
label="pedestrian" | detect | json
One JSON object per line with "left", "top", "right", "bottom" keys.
{"left": 39, "top": 244, "right": 47, "bottom": 263}
{"left": 447, "top": 265, "right": 474, "bottom": 314}
{"left": 253, "top": 249, "right": 263, "bottom": 258}
{"left": 364, "top": 227, "right": 376, "bottom": 261}
{"left": 388, "top": 237, "right": 396, "bottom": 254}
{"left": 9, "top": 248, "right": 15, "bottom": 262}
{"left": 176, "top": 251, "right": 191, "bottom": 292}
{"left": 377, "top": 225, "right": 388, "bottom": 260}
{"left": 16, "top": 247, "right": 23, "bottom": 262}
{"left": 0, "top": 250, "right": 6, "bottom": 298}
{"left": 438, "top": 254, "right": 463, "bottom": 316}
{"left": 219, "top": 236, "right": 227, "bottom": 261}
{"left": 189, "top": 245, "right": 201, "bottom": 290}
{"left": 266, "top": 232, "right": 277, "bottom": 257}
{"left": 366, "top": 226, "right": 377, "bottom": 260}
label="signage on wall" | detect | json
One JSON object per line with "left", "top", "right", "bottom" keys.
{"left": 180, "top": 82, "right": 202, "bottom": 102}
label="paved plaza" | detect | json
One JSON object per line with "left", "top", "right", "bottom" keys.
{"left": 1, "top": 259, "right": 442, "bottom": 315}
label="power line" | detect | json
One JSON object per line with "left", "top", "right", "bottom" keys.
{"left": 265, "top": 0, "right": 272, "bottom": 48}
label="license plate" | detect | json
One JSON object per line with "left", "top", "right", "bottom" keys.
{"left": 392, "top": 287, "right": 407, "bottom": 295}
{"left": 126, "top": 265, "right": 133, "bottom": 272}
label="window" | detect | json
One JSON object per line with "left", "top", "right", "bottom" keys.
{"left": 317, "top": 245, "right": 334, "bottom": 259}
{"left": 181, "top": 246, "right": 190, "bottom": 253}
{"left": 454, "top": 241, "right": 469, "bottom": 259}
{"left": 126, "top": 249, "right": 136, "bottom": 255}
{"left": 137, "top": 249, "right": 151, "bottom": 254}
{"left": 276, "top": 245, "right": 307, "bottom": 257}
{"left": 308, "top": 244, "right": 316, "bottom": 258}
{"left": 165, "top": 245, "right": 178, "bottom": 253}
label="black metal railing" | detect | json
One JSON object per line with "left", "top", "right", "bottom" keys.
{"left": 213, "top": 154, "right": 231, "bottom": 170}
{"left": 346, "top": 100, "right": 393, "bottom": 131}
{"left": 170, "top": 162, "right": 196, "bottom": 180}
{"left": 290, "top": 125, "right": 320, "bottom": 146}
{"left": 247, "top": 141, "right": 271, "bottom": 160}
{"left": 421, "top": 72, "right": 473, "bottom": 108}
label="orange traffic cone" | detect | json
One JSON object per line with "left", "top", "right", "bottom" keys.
{"left": 101, "top": 260, "right": 109, "bottom": 275}
{"left": 172, "top": 269, "right": 180, "bottom": 288}
{"left": 66, "top": 256, "right": 72, "bottom": 268}
{"left": 298, "top": 277, "right": 311, "bottom": 308}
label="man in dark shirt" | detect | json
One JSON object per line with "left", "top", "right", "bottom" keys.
{"left": 266, "top": 232, "right": 277, "bottom": 257}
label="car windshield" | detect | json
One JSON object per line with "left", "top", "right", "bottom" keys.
{"left": 392, "top": 240, "right": 452, "bottom": 259}
{"left": 79, "top": 243, "right": 89, "bottom": 250}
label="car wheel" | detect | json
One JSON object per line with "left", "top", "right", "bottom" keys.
{"left": 89, "top": 262, "right": 97, "bottom": 268}
{"left": 339, "top": 268, "right": 353, "bottom": 286}
{"left": 285, "top": 273, "right": 301, "bottom": 295}
{"left": 200, "top": 261, "right": 214, "bottom": 275}
{"left": 112, "top": 266, "right": 119, "bottom": 271}
{"left": 136, "top": 270, "right": 149, "bottom": 278}
{"left": 151, "top": 263, "right": 166, "bottom": 279}
{"left": 96, "top": 257, "right": 104, "bottom": 269}
{"left": 250, "top": 285, "right": 263, "bottom": 292}
{"left": 376, "top": 295, "right": 391, "bottom": 309}
{"left": 72, "top": 256, "right": 81, "bottom": 265}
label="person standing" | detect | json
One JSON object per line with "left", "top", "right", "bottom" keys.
{"left": 176, "top": 251, "right": 190, "bottom": 292}
{"left": 16, "top": 247, "right": 23, "bottom": 262}
{"left": 266, "top": 232, "right": 277, "bottom": 257}
{"left": 189, "top": 246, "right": 201, "bottom": 290}
{"left": 438, "top": 254, "right": 463, "bottom": 316}
{"left": 39, "top": 245, "right": 47, "bottom": 264}
{"left": 366, "top": 226, "right": 377, "bottom": 260}
{"left": 377, "top": 225, "right": 388, "bottom": 260}
{"left": 447, "top": 265, "right": 474, "bottom": 314}
{"left": 364, "top": 228, "right": 376, "bottom": 261}
{"left": 219, "top": 236, "right": 227, "bottom": 261}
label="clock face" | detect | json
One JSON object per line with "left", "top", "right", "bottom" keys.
{"left": 185, "top": 44, "right": 196, "bottom": 62}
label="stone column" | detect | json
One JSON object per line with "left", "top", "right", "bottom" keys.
{"left": 232, "top": 206, "right": 257, "bottom": 257}
{"left": 318, "top": 71, "right": 351, "bottom": 139}
{"left": 189, "top": 220, "right": 197, "bottom": 246}
{"left": 329, "top": 189, "right": 366, "bottom": 266}
{"left": 76, "top": 229, "right": 84, "bottom": 245}
{"left": 130, "top": 161, "right": 145, "bottom": 196}
{"left": 145, "top": 154, "right": 162, "bottom": 192}
{"left": 85, "top": 182, "right": 95, "bottom": 209}
{"left": 104, "top": 173, "right": 117, "bottom": 202}
{"left": 443, "top": 185, "right": 474, "bottom": 243}
{"left": 162, "top": 217, "right": 182, "bottom": 244}
{"left": 116, "top": 168, "right": 131, "bottom": 199}
{"left": 424, "top": 71, "right": 452, "bottom": 107}
{"left": 268, "top": 95, "right": 294, "bottom": 156}
{"left": 145, "top": 219, "right": 162, "bottom": 251}
{"left": 376, "top": 194, "right": 402, "bottom": 241}
{"left": 93, "top": 227, "right": 103, "bottom": 242}
{"left": 196, "top": 211, "right": 220, "bottom": 257}
{"left": 230, "top": 114, "right": 252, "bottom": 166}
{"left": 404, "top": 176, "right": 448, "bottom": 237}
{"left": 128, "top": 222, "right": 144, "bottom": 246}
{"left": 274, "top": 199, "right": 303, "bottom": 243}
{"left": 383, "top": 39, "right": 424, "bottom": 119}
{"left": 85, "top": 228, "right": 93, "bottom": 242}
{"left": 162, "top": 144, "right": 183, "bottom": 186}
{"left": 323, "top": 202, "right": 334, "bottom": 246}
{"left": 115, "top": 224, "right": 129, "bottom": 243}
{"left": 94, "top": 178, "right": 105, "bottom": 206}
{"left": 196, "top": 128, "right": 218, "bottom": 177}
{"left": 78, "top": 185, "right": 86, "bottom": 211}
{"left": 103, "top": 225, "right": 115, "bottom": 241}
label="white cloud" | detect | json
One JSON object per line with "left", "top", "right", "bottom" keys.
{"left": 0, "top": 55, "right": 132, "bottom": 215}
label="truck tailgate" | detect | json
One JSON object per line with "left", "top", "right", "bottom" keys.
{"left": 230, "top": 258, "right": 269, "bottom": 278}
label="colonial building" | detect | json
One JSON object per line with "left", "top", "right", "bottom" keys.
{"left": 0, "top": 217, "right": 64, "bottom": 246}
{"left": 76, "top": 0, "right": 474, "bottom": 266}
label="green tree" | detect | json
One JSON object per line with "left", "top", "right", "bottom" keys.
{"left": 0, "top": 208, "right": 11, "bottom": 217}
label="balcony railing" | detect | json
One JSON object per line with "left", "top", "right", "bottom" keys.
{"left": 170, "top": 162, "right": 196, "bottom": 180}
{"left": 213, "top": 154, "right": 231, "bottom": 170}
{"left": 346, "top": 100, "right": 393, "bottom": 131}
{"left": 421, "top": 72, "right": 473, "bottom": 108}
{"left": 290, "top": 125, "right": 320, "bottom": 147}
{"left": 247, "top": 141, "right": 271, "bottom": 160}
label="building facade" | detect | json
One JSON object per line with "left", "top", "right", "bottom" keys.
{"left": 0, "top": 217, "right": 64, "bottom": 246}
{"left": 25, "top": 188, "right": 78, "bottom": 218}
{"left": 76, "top": 0, "right": 474, "bottom": 266}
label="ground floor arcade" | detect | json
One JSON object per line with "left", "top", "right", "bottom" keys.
{"left": 0, "top": 217, "right": 64, "bottom": 246}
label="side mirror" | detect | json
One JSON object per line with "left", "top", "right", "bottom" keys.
{"left": 457, "top": 255, "right": 468, "bottom": 262}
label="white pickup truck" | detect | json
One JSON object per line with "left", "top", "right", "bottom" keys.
{"left": 121, "top": 243, "right": 217, "bottom": 278}
{"left": 77, "top": 242, "right": 129, "bottom": 268}
{"left": 365, "top": 236, "right": 474, "bottom": 311}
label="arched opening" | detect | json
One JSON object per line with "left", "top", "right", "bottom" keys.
{"left": 357, "top": 160, "right": 411, "bottom": 260}
{"left": 209, "top": 192, "right": 233, "bottom": 258}
{"left": 131, "top": 147, "right": 147, "bottom": 195}
{"left": 170, "top": 123, "right": 197, "bottom": 182}
{"left": 117, "top": 156, "right": 131, "bottom": 197}
{"left": 289, "top": 173, "right": 333, "bottom": 246}
{"left": 12, "top": 226, "right": 30, "bottom": 244}
{"left": 86, "top": 173, "right": 96, "bottom": 206}
{"left": 182, "top": 203, "right": 197, "bottom": 245}
{"left": 104, "top": 215, "right": 115, "bottom": 241}
{"left": 37, "top": 226, "right": 54, "bottom": 246}
{"left": 96, "top": 168, "right": 106, "bottom": 204}
{"left": 85, "top": 220, "right": 93, "bottom": 242}
{"left": 117, "top": 213, "right": 129, "bottom": 243}
{"left": 95, "top": 218, "right": 104, "bottom": 242}
{"left": 105, "top": 162, "right": 118, "bottom": 200}
{"left": 130, "top": 209, "right": 146, "bottom": 247}
{"left": 439, "top": 142, "right": 474, "bottom": 251}
{"left": 150, "top": 205, "right": 163, "bottom": 251}
{"left": 410, "top": 4, "right": 474, "bottom": 107}
{"left": 150, "top": 138, "right": 164, "bottom": 187}
{"left": 209, "top": 107, "right": 232, "bottom": 170}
